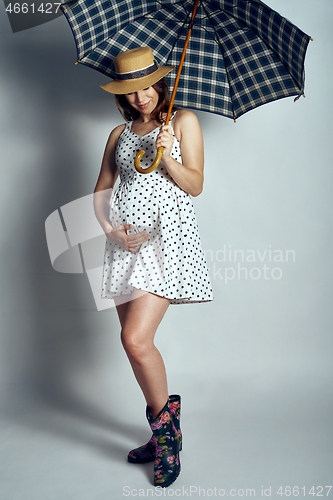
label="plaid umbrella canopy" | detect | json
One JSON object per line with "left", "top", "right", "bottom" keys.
{"left": 60, "top": 0, "right": 311, "bottom": 121}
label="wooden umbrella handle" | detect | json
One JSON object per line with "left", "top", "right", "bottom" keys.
{"left": 134, "top": 146, "right": 164, "bottom": 174}
{"left": 134, "top": 0, "right": 199, "bottom": 174}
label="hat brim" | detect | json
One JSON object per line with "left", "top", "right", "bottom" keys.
{"left": 100, "top": 66, "right": 175, "bottom": 95}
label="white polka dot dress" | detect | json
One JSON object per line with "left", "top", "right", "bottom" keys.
{"left": 101, "top": 113, "right": 213, "bottom": 304}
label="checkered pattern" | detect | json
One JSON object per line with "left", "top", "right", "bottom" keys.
{"left": 61, "top": 0, "right": 310, "bottom": 119}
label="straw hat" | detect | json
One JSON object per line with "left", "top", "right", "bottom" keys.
{"left": 100, "top": 47, "right": 175, "bottom": 95}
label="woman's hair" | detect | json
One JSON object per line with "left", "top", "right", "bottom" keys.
{"left": 115, "top": 77, "right": 178, "bottom": 124}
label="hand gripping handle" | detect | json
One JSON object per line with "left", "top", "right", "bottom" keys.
{"left": 134, "top": 0, "right": 199, "bottom": 175}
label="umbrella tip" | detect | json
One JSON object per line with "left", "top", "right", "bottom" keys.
{"left": 233, "top": 117, "right": 236, "bottom": 123}
{"left": 310, "top": 37, "right": 314, "bottom": 41}
{"left": 75, "top": 60, "right": 81, "bottom": 65}
{"left": 294, "top": 94, "right": 305, "bottom": 102}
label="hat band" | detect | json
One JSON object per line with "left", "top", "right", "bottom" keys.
{"left": 116, "top": 60, "right": 159, "bottom": 80}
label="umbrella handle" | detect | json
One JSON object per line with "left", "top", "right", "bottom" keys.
{"left": 134, "top": 0, "right": 199, "bottom": 175}
{"left": 134, "top": 147, "right": 164, "bottom": 174}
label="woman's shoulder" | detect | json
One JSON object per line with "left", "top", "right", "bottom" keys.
{"left": 172, "top": 109, "right": 201, "bottom": 141}
{"left": 111, "top": 123, "right": 127, "bottom": 139}
{"left": 105, "top": 123, "right": 127, "bottom": 147}
{"left": 102, "top": 123, "right": 127, "bottom": 155}
{"left": 174, "top": 109, "right": 199, "bottom": 126}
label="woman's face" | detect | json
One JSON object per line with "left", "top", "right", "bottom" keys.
{"left": 125, "top": 86, "right": 159, "bottom": 116}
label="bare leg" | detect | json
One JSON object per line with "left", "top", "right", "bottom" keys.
{"left": 115, "top": 290, "right": 170, "bottom": 417}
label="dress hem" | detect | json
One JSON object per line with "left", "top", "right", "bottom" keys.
{"left": 101, "top": 288, "right": 214, "bottom": 305}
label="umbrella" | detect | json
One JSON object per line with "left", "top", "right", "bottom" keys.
{"left": 60, "top": 0, "right": 311, "bottom": 171}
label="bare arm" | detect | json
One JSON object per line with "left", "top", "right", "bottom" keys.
{"left": 93, "top": 124, "right": 124, "bottom": 234}
{"left": 156, "top": 109, "right": 204, "bottom": 197}
{"left": 94, "top": 124, "right": 149, "bottom": 252}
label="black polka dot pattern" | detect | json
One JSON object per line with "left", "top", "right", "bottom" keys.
{"left": 101, "top": 112, "right": 213, "bottom": 304}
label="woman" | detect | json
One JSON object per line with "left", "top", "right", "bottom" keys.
{"left": 93, "top": 47, "right": 213, "bottom": 488}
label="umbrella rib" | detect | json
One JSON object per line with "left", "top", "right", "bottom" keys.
{"left": 200, "top": 2, "right": 236, "bottom": 119}
{"left": 164, "top": 7, "right": 193, "bottom": 67}
{"left": 144, "top": 3, "right": 194, "bottom": 71}
{"left": 203, "top": 0, "right": 307, "bottom": 93}
{"left": 74, "top": 1, "right": 179, "bottom": 62}
{"left": 140, "top": 16, "right": 189, "bottom": 68}
{"left": 152, "top": 0, "right": 184, "bottom": 20}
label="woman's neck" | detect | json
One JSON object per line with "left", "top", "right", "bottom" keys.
{"left": 137, "top": 111, "right": 165, "bottom": 124}
{"left": 131, "top": 117, "right": 161, "bottom": 136}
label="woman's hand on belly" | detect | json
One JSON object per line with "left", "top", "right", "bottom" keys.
{"left": 106, "top": 224, "right": 149, "bottom": 253}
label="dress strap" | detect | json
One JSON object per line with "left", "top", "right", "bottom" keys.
{"left": 169, "top": 110, "right": 178, "bottom": 135}
{"left": 125, "top": 120, "right": 132, "bottom": 131}
{"left": 170, "top": 110, "right": 178, "bottom": 122}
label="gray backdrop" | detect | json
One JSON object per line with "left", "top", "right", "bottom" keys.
{"left": 1, "top": 1, "right": 332, "bottom": 499}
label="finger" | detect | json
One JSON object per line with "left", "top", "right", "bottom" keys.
{"left": 127, "top": 234, "right": 149, "bottom": 245}
{"left": 156, "top": 133, "right": 172, "bottom": 144}
{"left": 156, "top": 140, "right": 172, "bottom": 150}
{"left": 128, "top": 243, "right": 142, "bottom": 253}
{"left": 158, "top": 131, "right": 173, "bottom": 141}
{"left": 127, "top": 235, "right": 148, "bottom": 245}
{"left": 127, "top": 228, "right": 148, "bottom": 237}
{"left": 161, "top": 123, "right": 170, "bottom": 130}
{"left": 159, "top": 128, "right": 171, "bottom": 136}
{"left": 125, "top": 232, "right": 130, "bottom": 249}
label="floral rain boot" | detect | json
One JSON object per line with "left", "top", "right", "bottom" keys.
{"left": 147, "top": 399, "right": 181, "bottom": 488}
{"left": 127, "top": 394, "right": 181, "bottom": 463}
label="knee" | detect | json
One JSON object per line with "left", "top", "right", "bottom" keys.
{"left": 121, "top": 328, "right": 153, "bottom": 364}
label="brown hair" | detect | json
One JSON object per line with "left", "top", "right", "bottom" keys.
{"left": 115, "top": 78, "right": 179, "bottom": 124}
